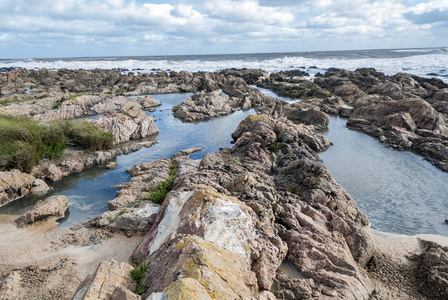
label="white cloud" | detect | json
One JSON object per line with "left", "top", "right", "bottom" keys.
{"left": 407, "top": 0, "right": 448, "bottom": 14}
{"left": 203, "top": 0, "right": 294, "bottom": 25}
{"left": 0, "top": 0, "right": 446, "bottom": 58}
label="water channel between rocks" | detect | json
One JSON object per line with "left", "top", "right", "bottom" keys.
{"left": 1, "top": 93, "right": 448, "bottom": 237}
{"left": 319, "top": 116, "right": 448, "bottom": 237}
{"left": 0, "top": 93, "right": 256, "bottom": 227}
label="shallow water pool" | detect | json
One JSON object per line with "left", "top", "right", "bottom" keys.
{"left": 0, "top": 93, "right": 255, "bottom": 227}
{"left": 319, "top": 116, "right": 448, "bottom": 236}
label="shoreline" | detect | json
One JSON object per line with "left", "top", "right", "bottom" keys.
{"left": 0, "top": 67, "right": 447, "bottom": 299}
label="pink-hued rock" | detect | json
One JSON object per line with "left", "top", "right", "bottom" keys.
{"left": 95, "top": 106, "right": 158, "bottom": 145}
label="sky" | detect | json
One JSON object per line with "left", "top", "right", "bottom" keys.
{"left": 0, "top": 0, "right": 446, "bottom": 58}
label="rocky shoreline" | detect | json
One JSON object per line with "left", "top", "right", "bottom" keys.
{"left": 0, "top": 67, "right": 447, "bottom": 299}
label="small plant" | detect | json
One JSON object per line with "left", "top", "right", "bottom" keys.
{"left": 280, "top": 100, "right": 289, "bottom": 106}
{"left": 289, "top": 151, "right": 293, "bottom": 157}
{"left": 268, "top": 142, "right": 284, "bottom": 152}
{"left": 103, "top": 91, "right": 113, "bottom": 95}
{"left": 115, "top": 88, "right": 126, "bottom": 94}
{"left": 304, "top": 96, "right": 316, "bottom": 101}
{"left": 107, "top": 209, "right": 127, "bottom": 222}
{"left": 147, "top": 167, "right": 178, "bottom": 204}
{"left": 67, "top": 94, "right": 81, "bottom": 100}
{"left": 227, "top": 161, "right": 237, "bottom": 165}
{"left": 0, "top": 96, "right": 20, "bottom": 106}
{"left": 293, "top": 120, "right": 301, "bottom": 125}
{"left": 172, "top": 105, "right": 181, "bottom": 112}
{"left": 52, "top": 102, "right": 62, "bottom": 109}
{"left": 285, "top": 89, "right": 304, "bottom": 99}
{"left": 130, "top": 264, "right": 147, "bottom": 295}
{"left": 286, "top": 185, "right": 297, "bottom": 193}
{"left": 326, "top": 92, "right": 333, "bottom": 98}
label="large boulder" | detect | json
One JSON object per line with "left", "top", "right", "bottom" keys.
{"left": 173, "top": 90, "right": 237, "bottom": 122}
{"left": 283, "top": 102, "right": 331, "bottom": 130}
{"left": 95, "top": 106, "right": 158, "bottom": 144}
{"left": 0, "top": 170, "right": 37, "bottom": 206}
{"left": 72, "top": 260, "right": 136, "bottom": 300}
{"left": 14, "top": 195, "right": 68, "bottom": 227}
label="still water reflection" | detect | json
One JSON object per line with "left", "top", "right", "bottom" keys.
{"left": 319, "top": 116, "right": 448, "bottom": 236}
{"left": 0, "top": 93, "right": 255, "bottom": 227}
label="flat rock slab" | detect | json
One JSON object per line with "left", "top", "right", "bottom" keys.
{"left": 14, "top": 195, "right": 68, "bottom": 227}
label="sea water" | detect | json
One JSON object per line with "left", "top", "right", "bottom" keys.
{"left": 1, "top": 47, "right": 447, "bottom": 82}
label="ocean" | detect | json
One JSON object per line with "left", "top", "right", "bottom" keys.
{"left": 1, "top": 47, "right": 448, "bottom": 82}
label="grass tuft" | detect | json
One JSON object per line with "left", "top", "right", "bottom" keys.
{"left": 172, "top": 105, "right": 181, "bottom": 112}
{"left": 130, "top": 264, "right": 147, "bottom": 295}
{"left": 146, "top": 167, "right": 178, "bottom": 204}
{"left": 268, "top": 142, "right": 284, "bottom": 152}
{"left": 52, "top": 102, "right": 62, "bottom": 109}
{"left": 0, "top": 115, "right": 114, "bottom": 172}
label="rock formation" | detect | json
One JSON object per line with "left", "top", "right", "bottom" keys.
{"left": 0, "top": 170, "right": 49, "bottom": 207}
{"left": 173, "top": 89, "right": 238, "bottom": 122}
{"left": 14, "top": 195, "right": 68, "bottom": 227}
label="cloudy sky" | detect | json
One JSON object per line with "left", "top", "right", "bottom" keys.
{"left": 0, "top": 0, "right": 446, "bottom": 58}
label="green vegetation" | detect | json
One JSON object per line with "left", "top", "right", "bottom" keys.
{"left": 103, "top": 91, "right": 113, "bottom": 95}
{"left": 0, "top": 96, "right": 19, "bottom": 106}
{"left": 280, "top": 100, "right": 289, "bottom": 106}
{"left": 268, "top": 142, "right": 284, "bottom": 152}
{"left": 67, "top": 94, "right": 81, "bottom": 100}
{"left": 130, "top": 264, "right": 147, "bottom": 295}
{"left": 289, "top": 151, "right": 294, "bottom": 158}
{"left": 0, "top": 115, "right": 114, "bottom": 172}
{"left": 172, "top": 105, "right": 181, "bottom": 112}
{"left": 52, "top": 101, "right": 62, "bottom": 109}
{"left": 114, "top": 88, "right": 126, "bottom": 94}
{"left": 227, "top": 161, "right": 237, "bottom": 165}
{"left": 286, "top": 185, "right": 297, "bottom": 193}
{"left": 146, "top": 167, "right": 178, "bottom": 204}
{"left": 304, "top": 96, "right": 316, "bottom": 101}
{"left": 107, "top": 209, "right": 127, "bottom": 223}
{"left": 284, "top": 89, "right": 304, "bottom": 99}
{"left": 326, "top": 92, "right": 333, "bottom": 98}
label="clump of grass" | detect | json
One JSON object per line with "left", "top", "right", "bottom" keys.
{"left": 326, "top": 92, "right": 333, "bottom": 98}
{"left": 286, "top": 185, "right": 297, "bottom": 193}
{"left": 52, "top": 101, "right": 62, "bottom": 109}
{"left": 107, "top": 209, "right": 127, "bottom": 222}
{"left": 103, "top": 91, "right": 113, "bottom": 95}
{"left": 114, "top": 88, "right": 126, "bottom": 94}
{"left": 172, "top": 105, "right": 181, "bottom": 112}
{"left": 67, "top": 94, "right": 81, "bottom": 100}
{"left": 0, "top": 115, "right": 114, "bottom": 172}
{"left": 147, "top": 167, "right": 178, "bottom": 204}
{"left": 0, "top": 96, "right": 19, "bottom": 106}
{"left": 130, "top": 264, "right": 147, "bottom": 295}
{"left": 284, "top": 89, "right": 304, "bottom": 99}
{"left": 268, "top": 142, "right": 284, "bottom": 152}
